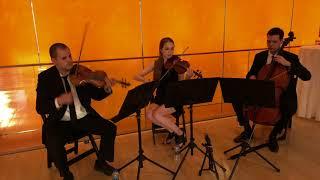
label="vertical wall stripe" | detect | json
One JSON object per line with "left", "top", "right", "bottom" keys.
{"left": 139, "top": 0, "right": 145, "bottom": 69}
{"left": 219, "top": 0, "right": 228, "bottom": 116}
{"left": 290, "top": 0, "right": 295, "bottom": 32}
{"left": 222, "top": 0, "right": 227, "bottom": 78}
{"left": 29, "top": 0, "right": 41, "bottom": 65}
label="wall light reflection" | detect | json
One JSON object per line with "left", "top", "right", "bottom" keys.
{"left": 0, "top": 91, "right": 16, "bottom": 128}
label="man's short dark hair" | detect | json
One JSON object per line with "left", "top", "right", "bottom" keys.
{"left": 267, "top": 27, "right": 284, "bottom": 40}
{"left": 49, "top": 43, "right": 69, "bottom": 58}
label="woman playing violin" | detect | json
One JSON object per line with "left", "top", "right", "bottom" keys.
{"left": 134, "top": 37, "right": 193, "bottom": 147}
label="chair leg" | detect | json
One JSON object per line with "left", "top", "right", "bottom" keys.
{"left": 182, "top": 112, "right": 186, "bottom": 135}
{"left": 66, "top": 135, "right": 97, "bottom": 167}
{"left": 47, "top": 149, "right": 52, "bottom": 168}
{"left": 152, "top": 125, "right": 156, "bottom": 145}
{"left": 74, "top": 140, "right": 79, "bottom": 154}
{"left": 288, "top": 117, "right": 292, "bottom": 128}
{"left": 176, "top": 112, "right": 186, "bottom": 145}
{"left": 88, "top": 134, "right": 100, "bottom": 158}
{"left": 175, "top": 115, "right": 179, "bottom": 126}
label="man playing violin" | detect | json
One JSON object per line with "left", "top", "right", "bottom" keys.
{"left": 36, "top": 43, "right": 116, "bottom": 180}
{"left": 134, "top": 37, "right": 193, "bottom": 148}
{"left": 232, "top": 27, "right": 311, "bottom": 152}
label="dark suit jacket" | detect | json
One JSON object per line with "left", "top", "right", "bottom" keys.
{"left": 246, "top": 50, "right": 311, "bottom": 116}
{"left": 36, "top": 65, "right": 111, "bottom": 127}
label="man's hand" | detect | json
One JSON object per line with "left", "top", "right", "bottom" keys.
{"left": 185, "top": 68, "right": 194, "bottom": 79}
{"left": 57, "top": 92, "right": 73, "bottom": 106}
{"left": 274, "top": 55, "right": 291, "bottom": 66}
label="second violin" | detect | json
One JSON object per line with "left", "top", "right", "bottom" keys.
{"left": 165, "top": 55, "right": 203, "bottom": 79}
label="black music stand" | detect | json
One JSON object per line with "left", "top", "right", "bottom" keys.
{"left": 111, "top": 81, "right": 175, "bottom": 180}
{"left": 220, "top": 78, "right": 280, "bottom": 180}
{"left": 163, "top": 78, "right": 225, "bottom": 179}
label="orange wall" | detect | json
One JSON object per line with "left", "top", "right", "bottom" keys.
{"left": 0, "top": 1, "right": 38, "bottom": 66}
{"left": 33, "top": 0, "right": 142, "bottom": 62}
{"left": 292, "top": 0, "right": 320, "bottom": 46}
{"left": 142, "top": 0, "right": 225, "bottom": 55}
{"left": 1, "top": 0, "right": 319, "bottom": 66}
{"left": 225, "top": 0, "right": 293, "bottom": 50}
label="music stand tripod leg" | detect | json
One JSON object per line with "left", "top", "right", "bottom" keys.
{"left": 172, "top": 146, "right": 191, "bottom": 180}
{"left": 228, "top": 143, "right": 248, "bottom": 180}
{"left": 118, "top": 111, "right": 175, "bottom": 179}
{"left": 163, "top": 78, "right": 219, "bottom": 179}
{"left": 228, "top": 122, "right": 256, "bottom": 180}
{"left": 173, "top": 105, "right": 209, "bottom": 179}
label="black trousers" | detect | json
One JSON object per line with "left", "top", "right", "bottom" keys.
{"left": 46, "top": 114, "right": 117, "bottom": 172}
{"left": 232, "top": 102, "right": 291, "bottom": 138}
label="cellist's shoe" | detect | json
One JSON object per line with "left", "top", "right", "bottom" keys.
{"left": 268, "top": 136, "right": 279, "bottom": 153}
{"left": 233, "top": 131, "right": 251, "bottom": 143}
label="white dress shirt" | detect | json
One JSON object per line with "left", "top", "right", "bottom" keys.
{"left": 54, "top": 75, "right": 88, "bottom": 121}
{"left": 266, "top": 51, "right": 274, "bottom": 65}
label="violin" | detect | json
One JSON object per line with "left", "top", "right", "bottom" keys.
{"left": 165, "top": 55, "right": 203, "bottom": 79}
{"left": 69, "top": 65, "right": 131, "bottom": 88}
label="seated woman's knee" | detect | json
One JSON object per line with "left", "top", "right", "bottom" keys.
{"left": 146, "top": 109, "right": 155, "bottom": 121}
{"left": 153, "top": 109, "right": 165, "bottom": 121}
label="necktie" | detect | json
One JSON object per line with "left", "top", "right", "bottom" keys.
{"left": 62, "top": 76, "right": 77, "bottom": 122}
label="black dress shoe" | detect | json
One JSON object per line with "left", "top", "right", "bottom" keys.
{"left": 268, "top": 137, "right": 279, "bottom": 153}
{"left": 175, "top": 132, "right": 186, "bottom": 148}
{"left": 94, "top": 160, "right": 114, "bottom": 176}
{"left": 60, "top": 170, "right": 74, "bottom": 180}
{"left": 165, "top": 132, "right": 175, "bottom": 144}
{"left": 233, "top": 131, "right": 251, "bottom": 143}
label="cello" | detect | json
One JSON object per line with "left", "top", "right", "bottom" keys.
{"left": 246, "top": 32, "right": 295, "bottom": 125}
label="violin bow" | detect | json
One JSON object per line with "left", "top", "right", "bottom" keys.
{"left": 75, "top": 22, "right": 90, "bottom": 75}
{"left": 181, "top": 46, "right": 189, "bottom": 55}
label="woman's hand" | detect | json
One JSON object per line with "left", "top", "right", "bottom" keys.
{"left": 185, "top": 68, "right": 194, "bottom": 79}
